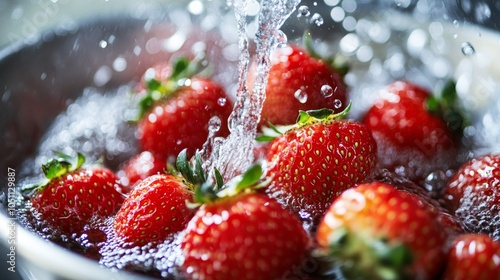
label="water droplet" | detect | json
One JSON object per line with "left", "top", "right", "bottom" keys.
{"left": 333, "top": 99, "right": 343, "bottom": 109}
{"left": 93, "top": 66, "right": 112, "bottom": 86}
{"left": 112, "top": 57, "right": 127, "bottom": 72}
{"left": 274, "top": 30, "right": 288, "bottom": 47}
{"left": 461, "top": 42, "right": 475, "bottom": 56}
{"left": 297, "top": 5, "right": 310, "bottom": 17}
{"left": 208, "top": 116, "right": 222, "bottom": 133}
{"left": 321, "top": 85, "right": 334, "bottom": 97}
{"left": 217, "top": 97, "right": 227, "bottom": 106}
{"left": 294, "top": 89, "right": 308, "bottom": 103}
{"left": 424, "top": 170, "right": 449, "bottom": 196}
{"left": 474, "top": 2, "right": 491, "bottom": 23}
{"left": 310, "top": 13, "right": 324, "bottom": 26}
{"left": 99, "top": 40, "right": 108, "bottom": 48}
{"left": 394, "top": 0, "right": 411, "bottom": 9}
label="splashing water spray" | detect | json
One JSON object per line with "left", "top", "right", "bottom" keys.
{"left": 203, "top": 0, "right": 300, "bottom": 181}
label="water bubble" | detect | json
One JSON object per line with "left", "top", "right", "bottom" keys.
{"left": 461, "top": 42, "right": 476, "bottom": 56}
{"left": 475, "top": 2, "right": 491, "bottom": 23}
{"left": 297, "top": 5, "right": 310, "bottom": 17}
{"left": 310, "top": 13, "right": 324, "bottom": 26}
{"left": 217, "top": 97, "right": 227, "bottom": 106}
{"left": 99, "top": 40, "right": 108, "bottom": 48}
{"left": 274, "top": 30, "right": 288, "bottom": 47}
{"left": 93, "top": 66, "right": 112, "bottom": 86}
{"left": 394, "top": 0, "right": 411, "bottom": 9}
{"left": 112, "top": 56, "right": 127, "bottom": 72}
{"left": 321, "top": 85, "right": 334, "bottom": 97}
{"left": 294, "top": 89, "right": 308, "bottom": 103}
{"left": 330, "top": 6, "right": 345, "bottom": 22}
{"left": 333, "top": 99, "right": 343, "bottom": 109}
{"left": 423, "top": 170, "right": 448, "bottom": 195}
{"left": 187, "top": 0, "right": 204, "bottom": 15}
{"left": 208, "top": 116, "right": 222, "bottom": 133}
{"left": 11, "top": 7, "right": 24, "bottom": 20}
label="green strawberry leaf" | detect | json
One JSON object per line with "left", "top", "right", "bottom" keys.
{"left": 176, "top": 149, "right": 196, "bottom": 184}
{"left": 303, "top": 30, "right": 321, "bottom": 60}
{"left": 23, "top": 152, "right": 86, "bottom": 197}
{"left": 146, "top": 78, "right": 162, "bottom": 92}
{"left": 214, "top": 168, "right": 224, "bottom": 192}
{"left": 256, "top": 122, "right": 286, "bottom": 142}
{"left": 194, "top": 181, "right": 218, "bottom": 204}
{"left": 296, "top": 102, "right": 352, "bottom": 126}
{"left": 136, "top": 55, "right": 208, "bottom": 120}
{"left": 426, "top": 80, "right": 470, "bottom": 139}
{"left": 235, "top": 164, "right": 263, "bottom": 193}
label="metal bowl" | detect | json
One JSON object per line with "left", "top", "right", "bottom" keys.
{"left": 1, "top": 0, "right": 499, "bottom": 279}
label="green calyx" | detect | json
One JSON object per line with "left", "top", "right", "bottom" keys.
{"left": 22, "top": 152, "right": 86, "bottom": 196}
{"left": 137, "top": 55, "right": 207, "bottom": 120}
{"left": 325, "top": 227, "right": 413, "bottom": 280}
{"left": 256, "top": 103, "right": 352, "bottom": 142}
{"left": 296, "top": 101, "right": 351, "bottom": 126}
{"left": 303, "top": 30, "right": 349, "bottom": 77}
{"left": 175, "top": 148, "right": 267, "bottom": 206}
{"left": 426, "top": 80, "right": 470, "bottom": 138}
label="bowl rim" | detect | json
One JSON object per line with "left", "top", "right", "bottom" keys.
{"left": 0, "top": 212, "right": 157, "bottom": 280}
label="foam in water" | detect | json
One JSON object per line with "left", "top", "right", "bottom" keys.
{"left": 18, "top": 86, "right": 139, "bottom": 184}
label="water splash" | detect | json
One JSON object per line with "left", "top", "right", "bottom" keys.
{"left": 204, "top": 0, "right": 300, "bottom": 181}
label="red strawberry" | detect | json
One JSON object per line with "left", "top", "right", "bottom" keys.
{"left": 114, "top": 173, "right": 194, "bottom": 247}
{"left": 114, "top": 150, "right": 198, "bottom": 247}
{"left": 444, "top": 154, "right": 500, "bottom": 241}
{"left": 27, "top": 153, "right": 124, "bottom": 237}
{"left": 181, "top": 164, "right": 310, "bottom": 280}
{"left": 366, "top": 168, "right": 466, "bottom": 240}
{"left": 362, "top": 81, "right": 465, "bottom": 183}
{"left": 443, "top": 233, "right": 500, "bottom": 280}
{"left": 136, "top": 56, "right": 233, "bottom": 161}
{"left": 248, "top": 40, "right": 348, "bottom": 127}
{"left": 316, "top": 182, "right": 448, "bottom": 280}
{"left": 181, "top": 192, "right": 310, "bottom": 280}
{"left": 264, "top": 105, "right": 377, "bottom": 227}
{"left": 118, "top": 151, "right": 166, "bottom": 192}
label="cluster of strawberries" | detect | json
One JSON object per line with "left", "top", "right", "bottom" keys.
{"left": 23, "top": 42, "right": 499, "bottom": 280}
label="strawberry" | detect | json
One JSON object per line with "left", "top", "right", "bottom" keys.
{"left": 113, "top": 173, "right": 194, "bottom": 247}
{"left": 366, "top": 168, "right": 466, "bottom": 240}
{"left": 248, "top": 34, "right": 348, "bottom": 127}
{"left": 316, "top": 182, "right": 448, "bottom": 280}
{"left": 444, "top": 154, "right": 500, "bottom": 241}
{"left": 443, "top": 233, "right": 500, "bottom": 280}
{"left": 264, "top": 105, "right": 377, "bottom": 227}
{"left": 114, "top": 149, "right": 198, "bottom": 247}
{"left": 26, "top": 153, "right": 124, "bottom": 237}
{"left": 136, "top": 56, "right": 233, "bottom": 161}
{"left": 181, "top": 165, "right": 310, "bottom": 280}
{"left": 362, "top": 80, "right": 465, "bottom": 183}
{"left": 118, "top": 151, "right": 166, "bottom": 192}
